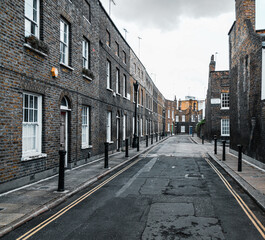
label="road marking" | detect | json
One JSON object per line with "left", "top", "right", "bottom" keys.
{"left": 16, "top": 158, "right": 143, "bottom": 240}
{"left": 116, "top": 157, "right": 157, "bottom": 197}
{"left": 205, "top": 158, "right": 265, "bottom": 239}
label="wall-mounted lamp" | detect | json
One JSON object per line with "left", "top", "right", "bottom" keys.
{"left": 51, "top": 67, "right": 58, "bottom": 78}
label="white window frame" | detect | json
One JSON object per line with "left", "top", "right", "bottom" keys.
{"left": 140, "top": 118, "right": 143, "bottom": 136}
{"left": 256, "top": 0, "right": 265, "bottom": 31}
{"left": 175, "top": 116, "right": 179, "bottom": 122}
{"left": 22, "top": 92, "right": 42, "bottom": 159}
{"left": 262, "top": 47, "right": 265, "bottom": 100}
{"left": 172, "top": 110, "right": 174, "bottom": 120}
{"left": 191, "top": 115, "right": 195, "bottom": 122}
{"left": 82, "top": 39, "right": 90, "bottom": 69}
{"left": 145, "top": 119, "right": 148, "bottom": 135}
{"left": 25, "top": 0, "right": 40, "bottom": 38}
{"left": 181, "top": 126, "right": 185, "bottom": 133}
{"left": 123, "top": 115, "right": 127, "bottom": 140}
{"left": 221, "top": 119, "right": 230, "bottom": 136}
{"left": 60, "top": 19, "right": 69, "bottom": 65}
{"left": 82, "top": 106, "right": 90, "bottom": 149}
{"left": 132, "top": 117, "right": 135, "bottom": 135}
{"left": 221, "top": 93, "right": 229, "bottom": 109}
{"left": 116, "top": 68, "right": 120, "bottom": 94}
{"left": 167, "top": 123, "right": 170, "bottom": 131}
{"left": 106, "top": 60, "right": 111, "bottom": 89}
{"left": 182, "top": 115, "right": 185, "bottom": 122}
{"left": 168, "top": 109, "right": 170, "bottom": 119}
{"left": 107, "top": 111, "right": 112, "bottom": 142}
{"left": 123, "top": 74, "right": 127, "bottom": 98}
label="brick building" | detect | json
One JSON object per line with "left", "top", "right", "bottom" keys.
{"left": 205, "top": 55, "right": 230, "bottom": 141}
{"left": 0, "top": 0, "right": 166, "bottom": 192}
{"left": 175, "top": 97, "right": 203, "bottom": 134}
{"left": 229, "top": 0, "right": 265, "bottom": 166}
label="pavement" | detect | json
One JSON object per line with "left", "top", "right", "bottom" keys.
{"left": 0, "top": 136, "right": 169, "bottom": 237}
{"left": 191, "top": 135, "right": 265, "bottom": 213}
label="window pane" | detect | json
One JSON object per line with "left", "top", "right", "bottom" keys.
{"left": 25, "top": 2, "right": 33, "bottom": 19}
{"left": 29, "top": 109, "right": 33, "bottom": 122}
{"left": 34, "top": 110, "right": 38, "bottom": 122}
{"left": 30, "top": 95, "right": 33, "bottom": 108}
{"left": 24, "top": 109, "right": 29, "bottom": 122}
{"left": 25, "top": 19, "right": 31, "bottom": 37}
{"left": 34, "top": 96, "right": 38, "bottom": 109}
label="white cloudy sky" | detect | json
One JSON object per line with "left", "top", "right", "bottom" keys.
{"left": 100, "top": 0, "right": 235, "bottom": 100}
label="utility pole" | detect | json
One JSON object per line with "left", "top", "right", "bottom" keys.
{"left": 109, "top": 0, "right": 116, "bottom": 16}
{"left": 138, "top": 36, "right": 142, "bottom": 58}
{"left": 123, "top": 28, "right": 128, "bottom": 40}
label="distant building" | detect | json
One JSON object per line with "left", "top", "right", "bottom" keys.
{"left": 175, "top": 97, "right": 203, "bottom": 134}
{"left": 204, "top": 55, "right": 230, "bottom": 141}
{"left": 228, "top": 0, "right": 265, "bottom": 167}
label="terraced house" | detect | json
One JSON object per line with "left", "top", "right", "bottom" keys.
{"left": 0, "top": 0, "right": 166, "bottom": 193}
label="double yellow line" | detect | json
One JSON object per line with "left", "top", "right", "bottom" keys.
{"left": 205, "top": 158, "right": 265, "bottom": 239}
{"left": 17, "top": 158, "right": 142, "bottom": 240}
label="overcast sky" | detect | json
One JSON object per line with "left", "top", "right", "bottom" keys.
{"left": 100, "top": 0, "right": 235, "bottom": 101}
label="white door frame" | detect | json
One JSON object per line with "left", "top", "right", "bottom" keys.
{"left": 60, "top": 97, "right": 71, "bottom": 167}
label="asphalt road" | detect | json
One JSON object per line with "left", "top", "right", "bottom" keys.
{"left": 3, "top": 135, "right": 265, "bottom": 240}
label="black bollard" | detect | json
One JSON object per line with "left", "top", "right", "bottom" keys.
{"left": 104, "top": 142, "right": 109, "bottom": 168}
{"left": 146, "top": 135, "right": 148, "bottom": 147}
{"left": 151, "top": 134, "right": 153, "bottom": 144}
{"left": 222, "top": 140, "right": 226, "bottom": 161}
{"left": 214, "top": 135, "right": 217, "bottom": 155}
{"left": 137, "top": 137, "right": 140, "bottom": 151}
{"left": 58, "top": 150, "right": 66, "bottom": 192}
{"left": 237, "top": 144, "right": 243, "bottom": 172}
{"left": 125, "top": 138, "right": 129, "bottom": 157}
{"left": 156, "top": 133, "right": 158, "bottom": 142}
{"left": 202, "top": 135, "right": 204, "bottom": 144}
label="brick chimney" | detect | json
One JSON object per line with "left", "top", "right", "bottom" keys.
{"left": 209, "top": 55, "right": 216, "bottom": 73}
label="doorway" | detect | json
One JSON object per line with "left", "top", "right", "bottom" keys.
{"left": 60, "top": 97, "right": 70, "bottom": 167}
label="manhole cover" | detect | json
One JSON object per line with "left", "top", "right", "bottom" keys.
{"left": 185, "top": 173, "right": 204, "bottom": 179}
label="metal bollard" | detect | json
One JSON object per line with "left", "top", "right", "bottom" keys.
{"left": 151, "top": 134, "right": 153, "bottom": 144}
{"left": 125, "top": 138, "right": 129, "bottom": 157}
{"left": 146, "top": 135, "right": 148, "bottom": 147}
{"left": 156, "top": 133, "right": 158, "bottom": 142}
{"left": 104, "top": 142, "right": 109, "bottom": 168}
{"left": 214, "top": 135, "right": 217, "bottom": 155}
{"left": 58, "top": 150, "right": 66, "bottom": 192}
{"left": 222, "top": 140, "right": 226, "bottom": 161}
{"left": 237, "top": 144, "right": 243, "bottom": 172}
{"left": 202, "top": 135, "right": 204, "bottom": 145}
{"left": 137, "top": 137, "right": 140, "bottom": 151}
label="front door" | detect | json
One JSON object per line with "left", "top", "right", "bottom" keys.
{"left": 189, "top": 126, "right": 193, "bottom": 135}
{"left": 60, "top": 111, "right": 68, "bottom": 167}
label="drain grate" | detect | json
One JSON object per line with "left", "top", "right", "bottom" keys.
{"left": 185, "top": 173, "right": 204, "bottom": 179}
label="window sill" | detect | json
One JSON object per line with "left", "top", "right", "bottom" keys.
{"left": 21, "top": 153, "right": 47, "bottom": 161}
{"left": 60, "top": 62, "right": 74, "bottom": 71}
{"left": 116, "top": 93, "right": 121, "bottom": 96}
{"left": 107, "top": 141, "right": 114, "bottom": 144}
{"left": 81, "top": 145, "right": 93, "bottom": 149}
{"left": 23, "top": 43, "right": 48, "bottom": 57}
{"left": 221, "top": 107, "right": 229, "bottom": 110}
{"left": 107, "top": 88, "right": 113, "bottom": 92}
{"left": 83, "top": 75, "right": 93, "bottom": 81}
